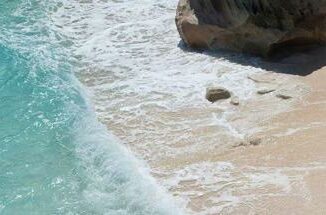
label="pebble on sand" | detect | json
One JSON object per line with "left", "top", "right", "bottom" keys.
{"left": 206, "top": 86, "right": 231, "bottom": 103}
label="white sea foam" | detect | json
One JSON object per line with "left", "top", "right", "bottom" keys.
{"left": 48, "top": 0, "right": 311, "bottom": 214}
{"left": 159, "top": 161, "right": 326, "bottom": 214}
{"left": 71, "top": 113, "right": 184, "bottom": 214}
{"left": 49, "top": 0, "right": 265, "bottom": 157}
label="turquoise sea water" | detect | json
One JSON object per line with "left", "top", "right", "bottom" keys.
{"left": 0, "top": 1, "right": 180, "bottom": 214}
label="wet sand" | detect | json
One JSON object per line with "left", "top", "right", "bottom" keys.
{"left": 79, "top": 59, "right": 326, "bottom": 214}
{"left": 218, "top": 66, "right": 326, "bottom": 214}
{"left": 176, "top": 65, "right": 326, "bottom": 214}
{"left": 147, "top": 52, "right": 326, "bottom": 214}
{"left": 83, "top": 62, "right": 326, "bottom": 214}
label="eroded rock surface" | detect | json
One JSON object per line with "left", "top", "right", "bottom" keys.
{"left": 176, "top": 0, "right": 326, "bottom": 56}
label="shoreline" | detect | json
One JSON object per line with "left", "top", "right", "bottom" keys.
{"left": 67, "top": 0, "right": 326, "bottom": 210}
{"left": 87, "top": 53, "right": 324, "bottom": 214}
{"left": 76, "top": 47, "right": 326, "bottom": 214}
{"left": 132, "top": 51, "right": 326, "bottom": 214}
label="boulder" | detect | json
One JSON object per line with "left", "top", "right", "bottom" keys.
{"left": 176, "top": 0, "right": 326, "bottom": 56}
{"left": 206, "top": 86, "right": 231, "bottom": 102}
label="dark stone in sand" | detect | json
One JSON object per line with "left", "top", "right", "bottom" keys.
{"left": 257, "top": 89, "right": 276, "bottom": 95}
{"left": 276, "top": 93, "right": 293, "bottom": 100}
{"left": 206, "top": 86, "right": 231, "bottom": 103}
{"left": 249, "top": 138, "right": 262, "bottom": 146}
{"left": 233, "top": 137, "right": 262, "bottom": 148}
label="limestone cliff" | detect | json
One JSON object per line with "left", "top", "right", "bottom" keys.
{"left": 176, "top": 0, "right": 326, "bottom": 56}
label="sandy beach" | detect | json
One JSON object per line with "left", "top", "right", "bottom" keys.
{"left": 214, "top": 65, "right": 326, "bottom": 214}
{"left": 163, "top": 50, "right": 326, "bottom": 214}
{"left": 114, "top": 48, "right": 326, "bottom": 214}
{"left": 54, "top": 0, "right": 326, "bottom": 213}
{"left": 83, "top": 47, "right": 325, "bottom": 214}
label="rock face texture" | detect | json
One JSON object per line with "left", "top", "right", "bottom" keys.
{"left": 176, "top": 0, "right": 326, "bottom": 56}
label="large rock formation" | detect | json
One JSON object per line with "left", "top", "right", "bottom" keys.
{"left": 176, "top": 0, "right": 326, "bottom": 56}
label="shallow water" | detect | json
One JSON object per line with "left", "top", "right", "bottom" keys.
{"left": 0, "top": 1, "right": 182, "bottom": 214}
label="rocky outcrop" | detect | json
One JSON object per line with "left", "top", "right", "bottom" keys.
{"left": 176, "top": 0, "right": 326, "bottom": 56}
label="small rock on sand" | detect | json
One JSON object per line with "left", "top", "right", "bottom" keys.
{"left": 276, "top": 93, "right": 292, "bottom": 100}
{"left": 233, "top": 137, "right": 262, "bottom": 148}
{"left": 206, "top": 86, "right": 231, "bottom": 103}
{"left": 230, "top": 96, "right": 240, "bottom": 106}
{"left": 249, "top": 138, "right": 262, "bottom": 146}
{"left": 257, "top": 88, "right": 276, "bottom": 95}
